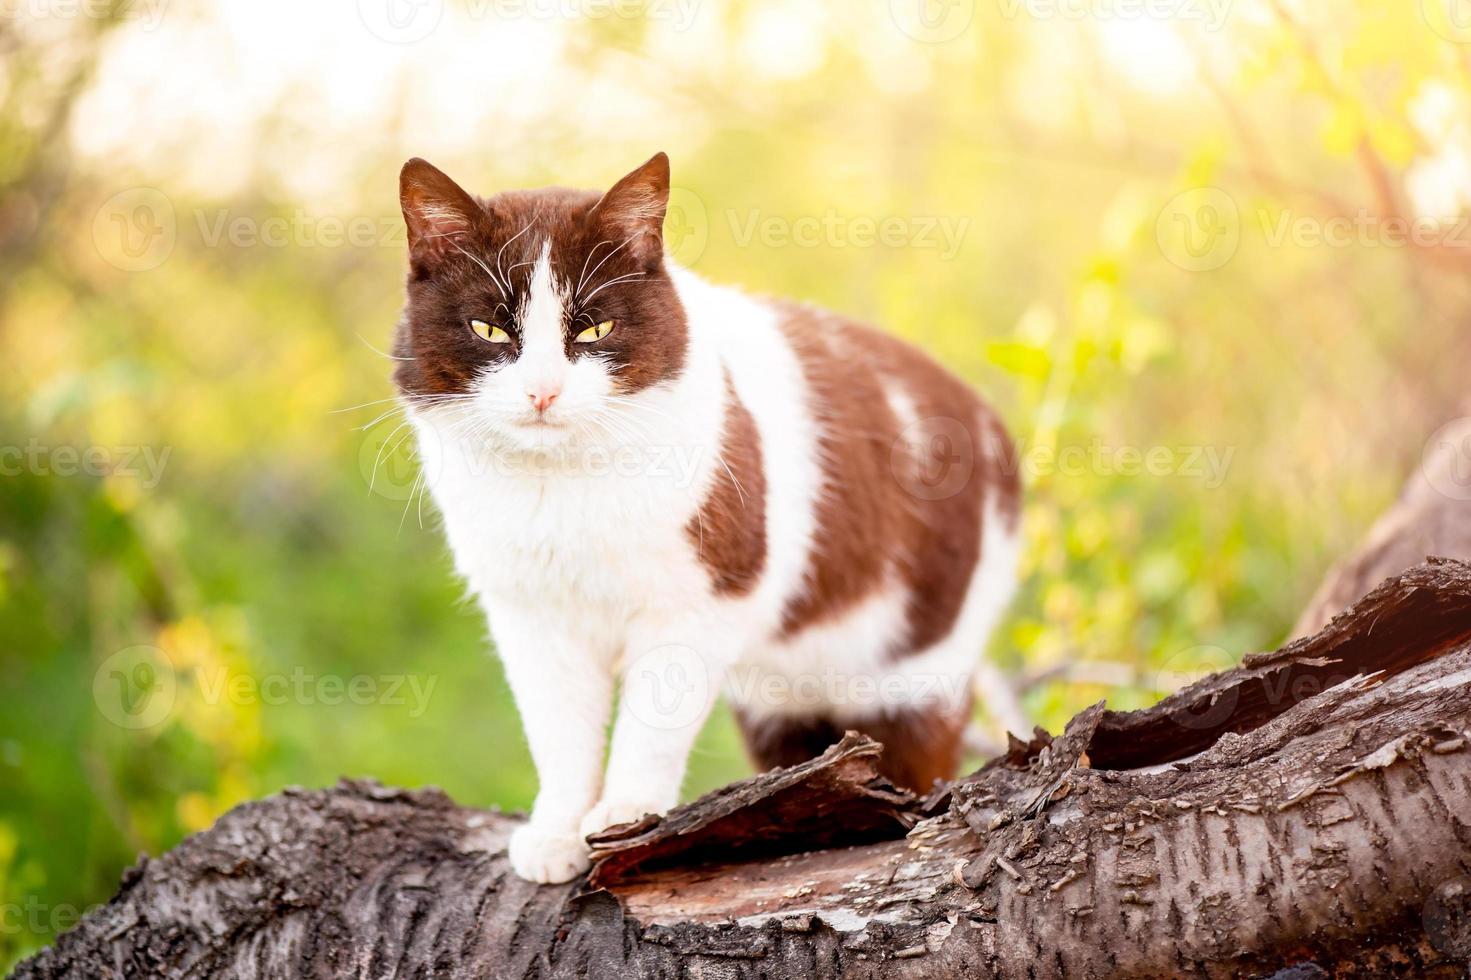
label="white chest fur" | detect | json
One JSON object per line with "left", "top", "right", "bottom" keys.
{"left": 408, "top": 327, "right": 726, "bottom": 621}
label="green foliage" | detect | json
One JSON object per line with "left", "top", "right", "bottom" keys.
{"left": 4, "top": 0, "right": 1468, "bottom": 970}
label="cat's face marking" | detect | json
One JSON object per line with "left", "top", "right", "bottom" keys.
{"left": 393, "top": 153, "right": 687, "bottom": 450}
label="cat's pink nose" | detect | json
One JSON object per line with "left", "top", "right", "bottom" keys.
{"left": 528, "top": 387, "right": 560, "bottom": 413}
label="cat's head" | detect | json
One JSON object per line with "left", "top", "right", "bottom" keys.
{"left": 392, "top": 153, "right": 687, "bottom": 449}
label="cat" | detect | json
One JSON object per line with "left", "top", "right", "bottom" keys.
{"left": 392, "top": 152, "right": 1022, "bottom": 883}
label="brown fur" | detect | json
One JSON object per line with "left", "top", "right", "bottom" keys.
{"left": 733, "top": 700, "right": 973, "bottom": 792}
{"left": 730, "top": 305, "right": 1018, "bottom": 789}
{"left": 687, "top": 375, "right": 767, "bottom": 595}
{"left": 394, "top": 155, "right": 1019, "bottom": 794}
{"left": 393, "top": 155, "right": 688, "bottom": 401}
{"left": 773, "top": 304, "right": 1019, "bottom": 652}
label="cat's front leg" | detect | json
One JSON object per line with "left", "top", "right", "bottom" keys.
{"left": 580, "top": 617, "right": 734, "bottom": 838}
{"left": 483, "top": 597, "right": 613, "bottom": 883}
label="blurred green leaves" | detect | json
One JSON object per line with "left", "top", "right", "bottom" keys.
{"left": 5, "top": 0, "right": 1471, "bottom": 970}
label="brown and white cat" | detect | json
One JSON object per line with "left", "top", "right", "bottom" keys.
{"left": 393, "top": 153, "right": 1021, "bottom": 883}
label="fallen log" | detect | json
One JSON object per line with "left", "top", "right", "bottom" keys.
{"left": 13, "top": 558, "right": 1471, "bottom": 979}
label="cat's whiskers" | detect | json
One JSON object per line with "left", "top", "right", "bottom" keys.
{"left": 495, "top": 208, "right": 542, "bottom": 291}
{"left": 603, "top": 396, "right": 682, "bottom": 427}
{"left": 587, "top": 405, "right": 660, "bottom": 446}
{"left": 601, "top": 399, "right": 691, "bottom": 446}
{"left": 578, "top": 415, "right": 628, "bottom": 450}
{"left": 335, "top": 391, "right": 472, "bottom": 417}
{"left": 372, "top": 400, "right": 480, "bottom": 489}
{"left": 580, "top": 271, "right": 646, "bottom": 305}
{"left": 356, "top": 402, "right": 421, "bottom": 432}
{"left": 449, "top": 241, "right": 509, "bottom": 295}
{"left": 574, "top": 239, "right": 617, "bottom": 299}
{"left": 574, "top": 237, "right": 639, "bottom": 303}
{"left": 573, "top": 409, "right": 634, "bottom": 447}
{"left": 368, "top": 418, "right": 421, "bottom": 496}
{"left": 608, "top": 396, "right": 745, "bottom": 504}
{"left": 357, "top": 393, "right": 479, "bottom": 432}
{"left": 331, "top": 395, "right": 404, "bottom": 415}
{"left": 398, "top": 468, "right": 426, "bottom": 535}
{"left": 357, "top": 335, "right": 415, "bottom": 362}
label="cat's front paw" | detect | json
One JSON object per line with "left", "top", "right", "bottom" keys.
{"left": 579, "top": 798, "right": 665, "bottom": 839}
{"left": 508, "top": 824, "right": 590, "bottom": 884}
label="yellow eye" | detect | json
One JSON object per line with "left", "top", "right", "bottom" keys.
{"left": 575, "top": 319, "right": 614, "bottom": 344}
{"left": 470, "top": 320, "right": 511, "bottom": 344}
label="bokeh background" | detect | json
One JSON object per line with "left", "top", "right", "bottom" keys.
{"left": 4, "top": 0, "right": 1471, "bottom": 967}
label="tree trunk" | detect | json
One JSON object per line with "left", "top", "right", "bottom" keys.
{"left": 14, "top": 424, "right": 1471, "bottom": 979}
{"left": 1293, "top": 412, "right": 1471, "bottom": 639}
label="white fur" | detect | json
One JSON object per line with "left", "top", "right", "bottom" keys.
{"left": 409, "top": 253, "right": 1018, "bottom": 884}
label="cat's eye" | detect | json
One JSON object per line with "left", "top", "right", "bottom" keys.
{"left": 470, "top": 319, "right": 511, "bottom": 344}
{"left": 575, "top": 320, "right": 614, "bottom": 344}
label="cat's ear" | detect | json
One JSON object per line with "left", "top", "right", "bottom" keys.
{"left": 592, "top": 152, "right": 670, "bottom": 266}
{"left": 399, "top": 158, "right": 482, "bottom": 267}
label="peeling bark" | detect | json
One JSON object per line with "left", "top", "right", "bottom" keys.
{"left": 13, "top": 560, "right": 1471, "bottom": 979}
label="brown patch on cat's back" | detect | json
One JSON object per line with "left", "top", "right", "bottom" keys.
{"left": 775, "top": 307, "right": 1015, "bottom": 653}
{"left": 687, "top": 374, "right": 766, "bottom": 595}
{"left": 862, "top": 326, "right": 1015, "bottom": 652}
{"left": 774, "top": 307, "right": 908, "bottom": 637}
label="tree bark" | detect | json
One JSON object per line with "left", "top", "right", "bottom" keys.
{"left": 15, "top": 418, "right": 1471, "bottom": 978}
{"left": 1292, "top": 413, "right": 1471, "bottom": 639}
{"left": 12, "top": 558, "right": 1471, "bottom": 979}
